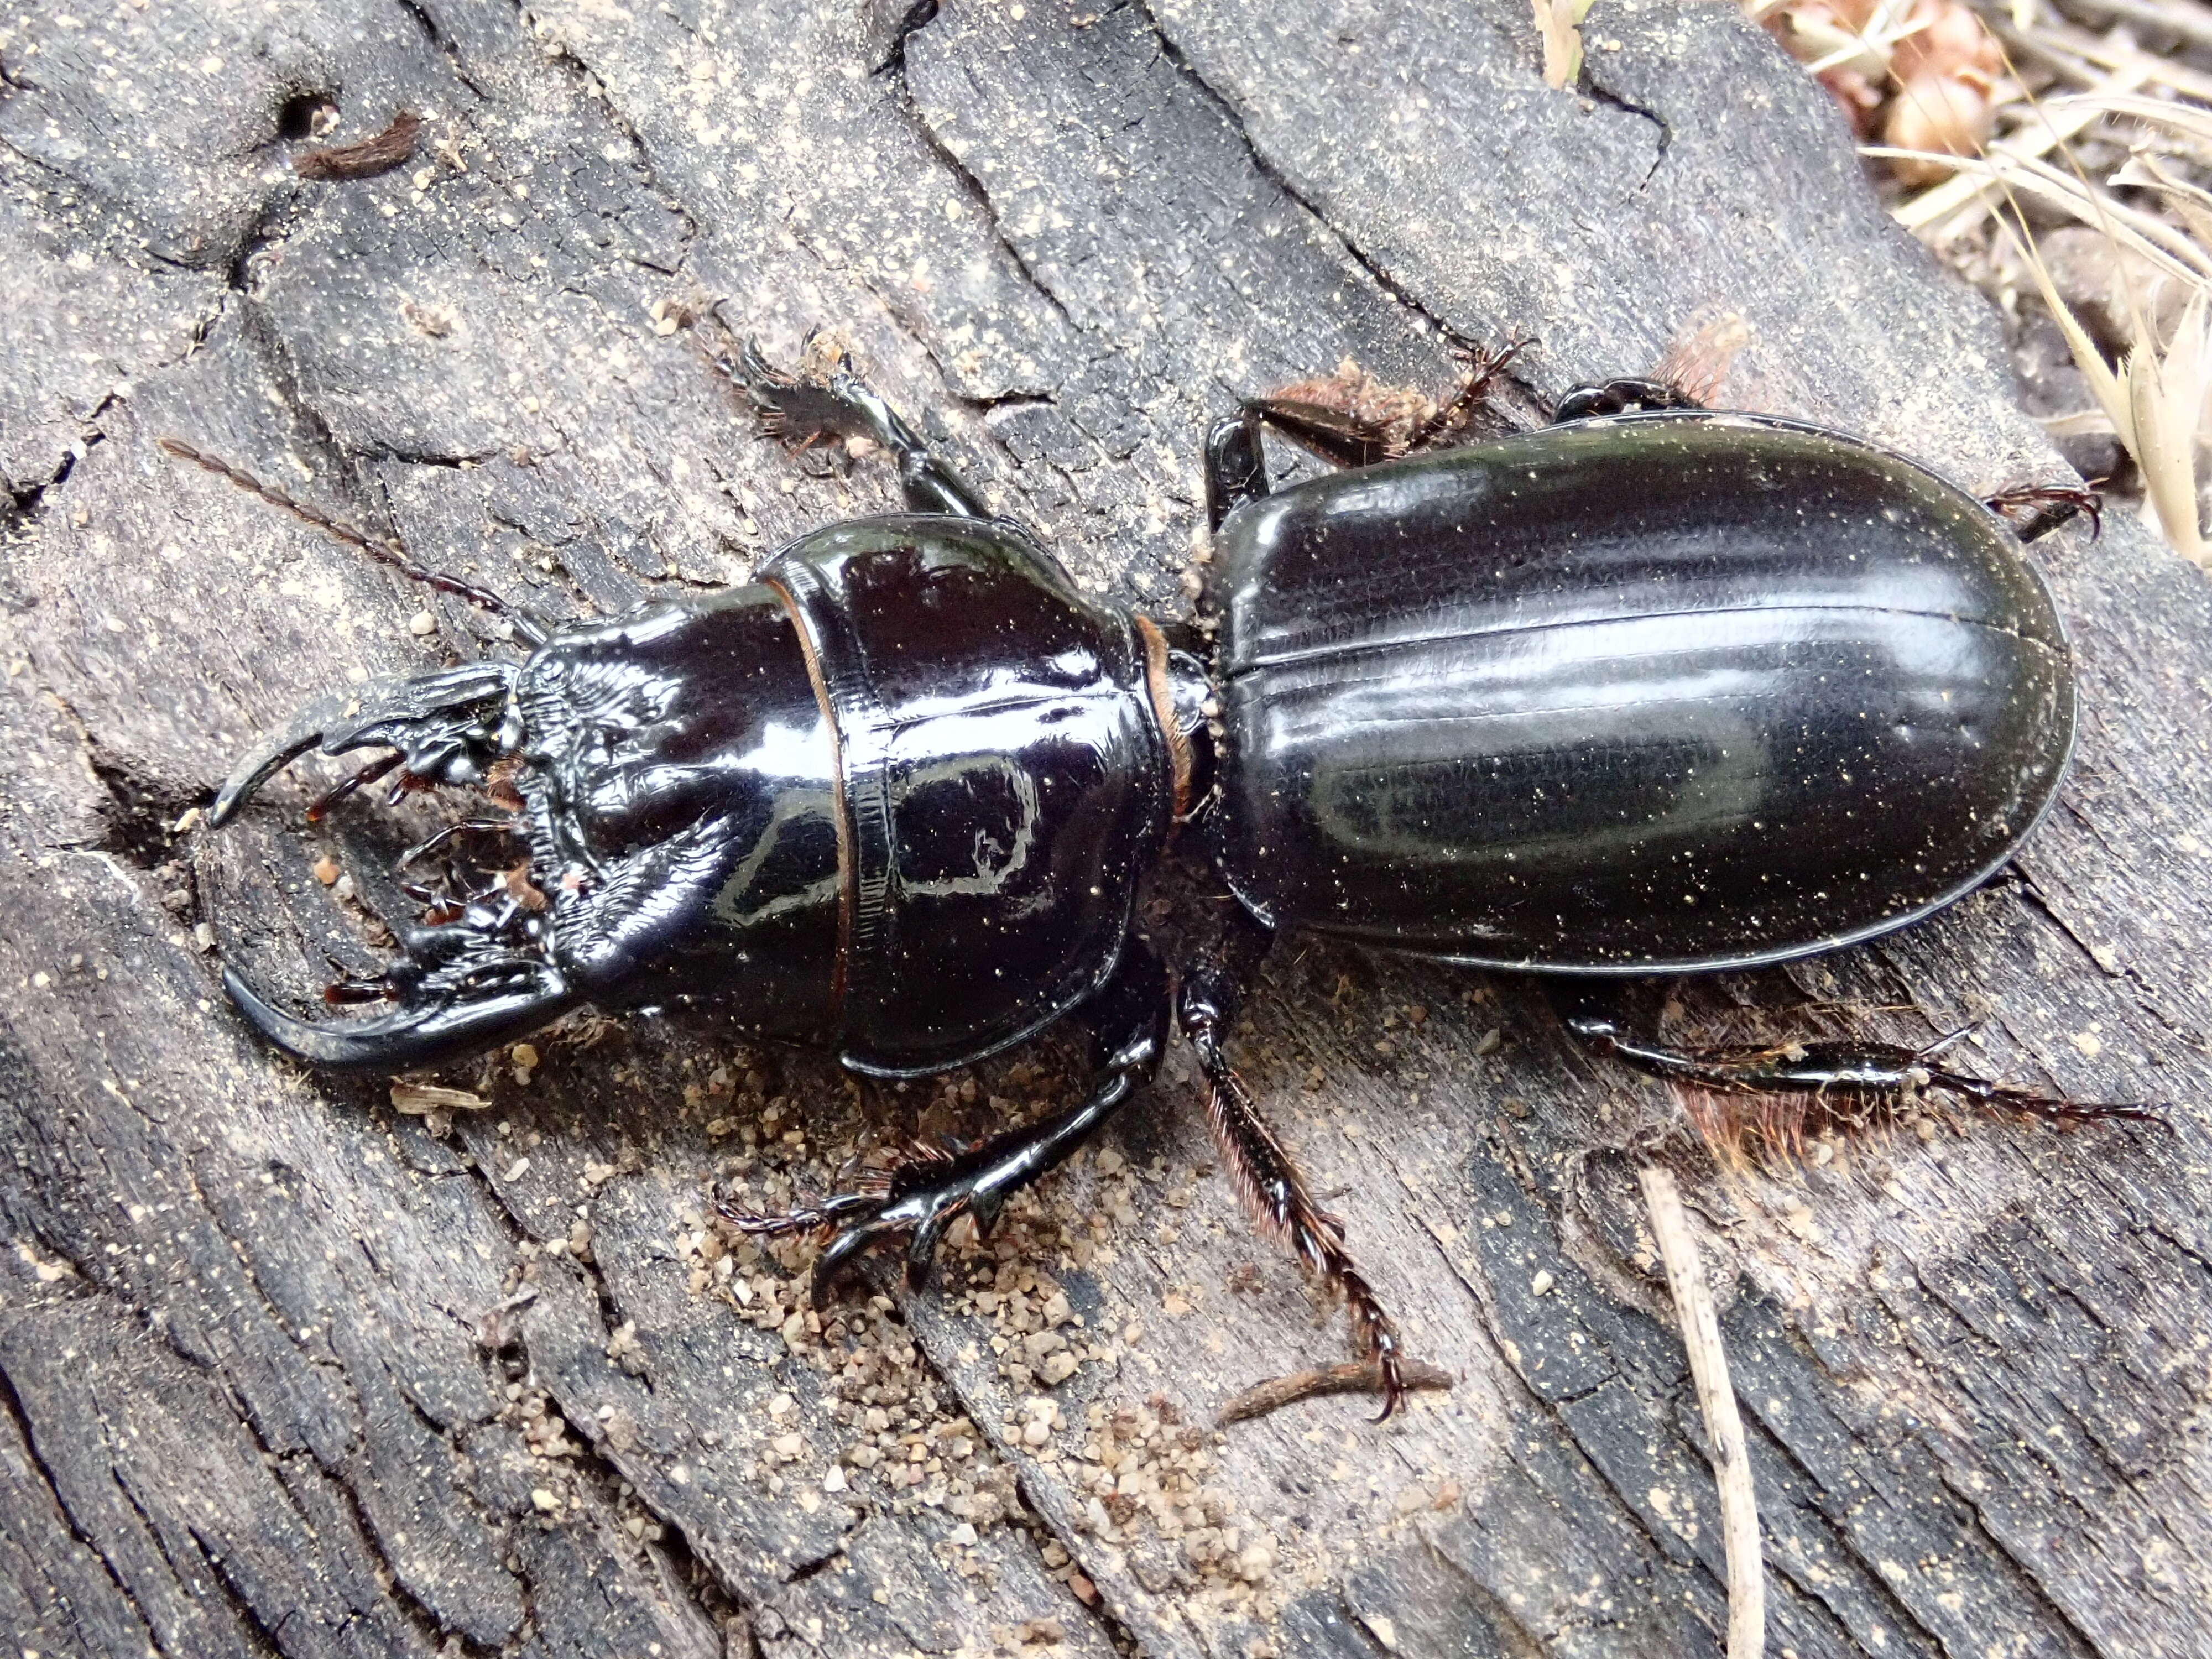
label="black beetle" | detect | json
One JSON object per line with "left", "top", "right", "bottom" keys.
{"left": 184, "top": 338, "right": 2138, "bottom": 1417}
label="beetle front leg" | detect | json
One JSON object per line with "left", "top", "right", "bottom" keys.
{"left": 1177, "top": 914, "right": 1414, "bottom": 1421}
{"left": 719, "top": 331, "right": 992, "bottom": 519}
{"left": 1203, "top": 411, "right": 1270, "bottom": 531}
{"left": 720, "top": 937, "right": 1169, "bottom": 1305}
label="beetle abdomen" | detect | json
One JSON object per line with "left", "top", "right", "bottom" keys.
{"left": 1213, "top": 413, "right": 2076, "bottom": 972}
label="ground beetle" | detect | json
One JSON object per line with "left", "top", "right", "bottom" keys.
{"left": 183, "top": 335, "right": 2140, "bottom": 1417}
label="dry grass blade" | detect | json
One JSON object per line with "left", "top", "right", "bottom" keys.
{"left": 2048, "top": 89, "right": 2212, "bottom": 146}
{"left": 1536, "top": 0, "right": 1595, "bottom": 88}
{"left": 2012, "top": 231, "right": 2209, "bottom": 562}
{"left": 1997, "top": 15, "right": 2212, "bottom": 106}
{"left": 2018, "top": 231, "right": 2133, "bottom": 430}
{"left": 1640, "top": 1166, "right": 1765, "bottom": 1659}
{"left": 2041, "top": 408, "right": 2121, "bottom": 437}
{"left": 1867, "top": 145, "right": 2212, "bottom": 285}
{"left": 1868, "top": 40, "right": 2212, "bottom": 567}
{"left": 2115, "top": 152, "right": 2212, "bottom": 254}
{"left": 2128, "top": 288, "right": 2212, "bottom": 565}
{"left": 1895, "top": 62, "right": 2151, "bottom": 238}
{"left": 2052, "top": 0, "right": 2212, "bottom": 53}
{"left": 1794, "top": 0, "right": 1926, "bottom": 79}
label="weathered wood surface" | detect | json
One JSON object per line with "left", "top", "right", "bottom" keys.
{"left": 3, "top": 1, "right": 2210, "bottom": 1655}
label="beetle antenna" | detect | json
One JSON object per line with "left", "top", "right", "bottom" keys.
{"left": 158, "top": 437, "right": 548, "bottom": 645}
{"left": 161, "top": 437, "right": 400, "bottom": 560}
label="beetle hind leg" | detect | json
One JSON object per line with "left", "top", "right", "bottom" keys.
{"left": 719, "top": 938, "right": 1168, "bottom": 1306}
{"left": 1177, "top": 926, "right": 1417, "bottom": 1421}
{"left": 1554, "top": 985, "right": 2160, "bottom": 1164}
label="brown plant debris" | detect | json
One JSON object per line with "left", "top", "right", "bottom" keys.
{"left": 295, "top": 111, "right": 423, "bottom": 181}
{"left": 1215, "top": 1357, "right": 1454, "bottom": 1425}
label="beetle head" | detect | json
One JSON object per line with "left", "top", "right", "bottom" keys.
{"left": 209, "top": 661, "right": 582, "bottom": 1072}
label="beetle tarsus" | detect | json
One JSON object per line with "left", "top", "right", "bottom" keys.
{"left": 761, "top": 1059, "right": 1145, "bottom": 1306}
{"left": 720, "top": 939, "right": 1168, "bottom": 1305}
{"left": 1558, "top": 993, "right": 2161, "bottom": 1149}
{"left": 722, "top": 1186, "right": 891, "bottom": 1240}
{"left": 1402, "top": 337, "right": 1530, "bottom": 451}
{"left": 726, "top": 331, "right": 992, "bottom": 519}
{"left": 1986, "top": 482, "right": 2103, "bottom": 544}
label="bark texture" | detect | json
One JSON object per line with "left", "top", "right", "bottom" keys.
{"left": 3, "top": 1, "right": 2209, "bottom": 1656}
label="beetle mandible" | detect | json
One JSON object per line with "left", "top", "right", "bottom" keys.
{"left": 183, "top": 334, "right": 2142, "bottom": 1418}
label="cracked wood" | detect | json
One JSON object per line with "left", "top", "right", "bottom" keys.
{"left": 3, "top": 1, "right": 2210, "bottom": 1656}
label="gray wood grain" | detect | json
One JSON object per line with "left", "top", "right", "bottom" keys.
{"left": 3, "top": 1, "right": 2208, "bottom": 1655}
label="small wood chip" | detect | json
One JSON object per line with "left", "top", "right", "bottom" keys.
{"left": 1217, "top": 1357, "right": 1454, "bottom": 1424}
{"left": 295, "top": 111, "right": 422, "bottom": 181}
{"left": 390, "top": 1080, "right": 491, "bottom": 1115}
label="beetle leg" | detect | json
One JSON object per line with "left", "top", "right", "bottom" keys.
{"left": 1550, "top": 377, "right": 1705, "bottom": 422}
{"left": 1265, "top": 340, "right": 1532, "bottom": 466}
{"left": 1985, "top": 482, "right": 2104, "bottom": 543}
{"left": 1205, "top": 395, "right": 1400, "bottom": 529}
{"left": 1203, "top": 410, "right": 1271, "bottom": 530}
{"left": 721, "top": 330, "right": 992, "bottom": 519}
{"left": 718, "top": 937, "right": 1168, "bottom": 1306}
{"left": 1398, "top": 337, "right": 1531, "bottom": 451}
{"left": 1554, "top": 985, "right": 2161, "bottom": 1130}
{"left": 1177, "top": 919, "right": 1412, "bottom": 1421}
{"left": 1204, "top": 341, "right": 1528, "bottom": 531}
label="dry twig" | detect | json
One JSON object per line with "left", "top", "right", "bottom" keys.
{"left": 1640, "top": 1165, "right": 1765, "bottom": 1659}
{"left": 1216, "top": 1357, "right": 1453, "bottom": 1425}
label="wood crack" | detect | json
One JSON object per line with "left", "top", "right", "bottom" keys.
{"left": 889, "top": 51, "right": 1080, "bottom": 334}
{"left": 1127, "top": 0, "right": 1536, "bottom": 409}
{"left": 0, "top": 1352, "right": 169, "bottom": 1657}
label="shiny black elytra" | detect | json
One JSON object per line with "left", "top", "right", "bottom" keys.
{"left": 192, "top": 345, "right": 2135, "bottom": 1419}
